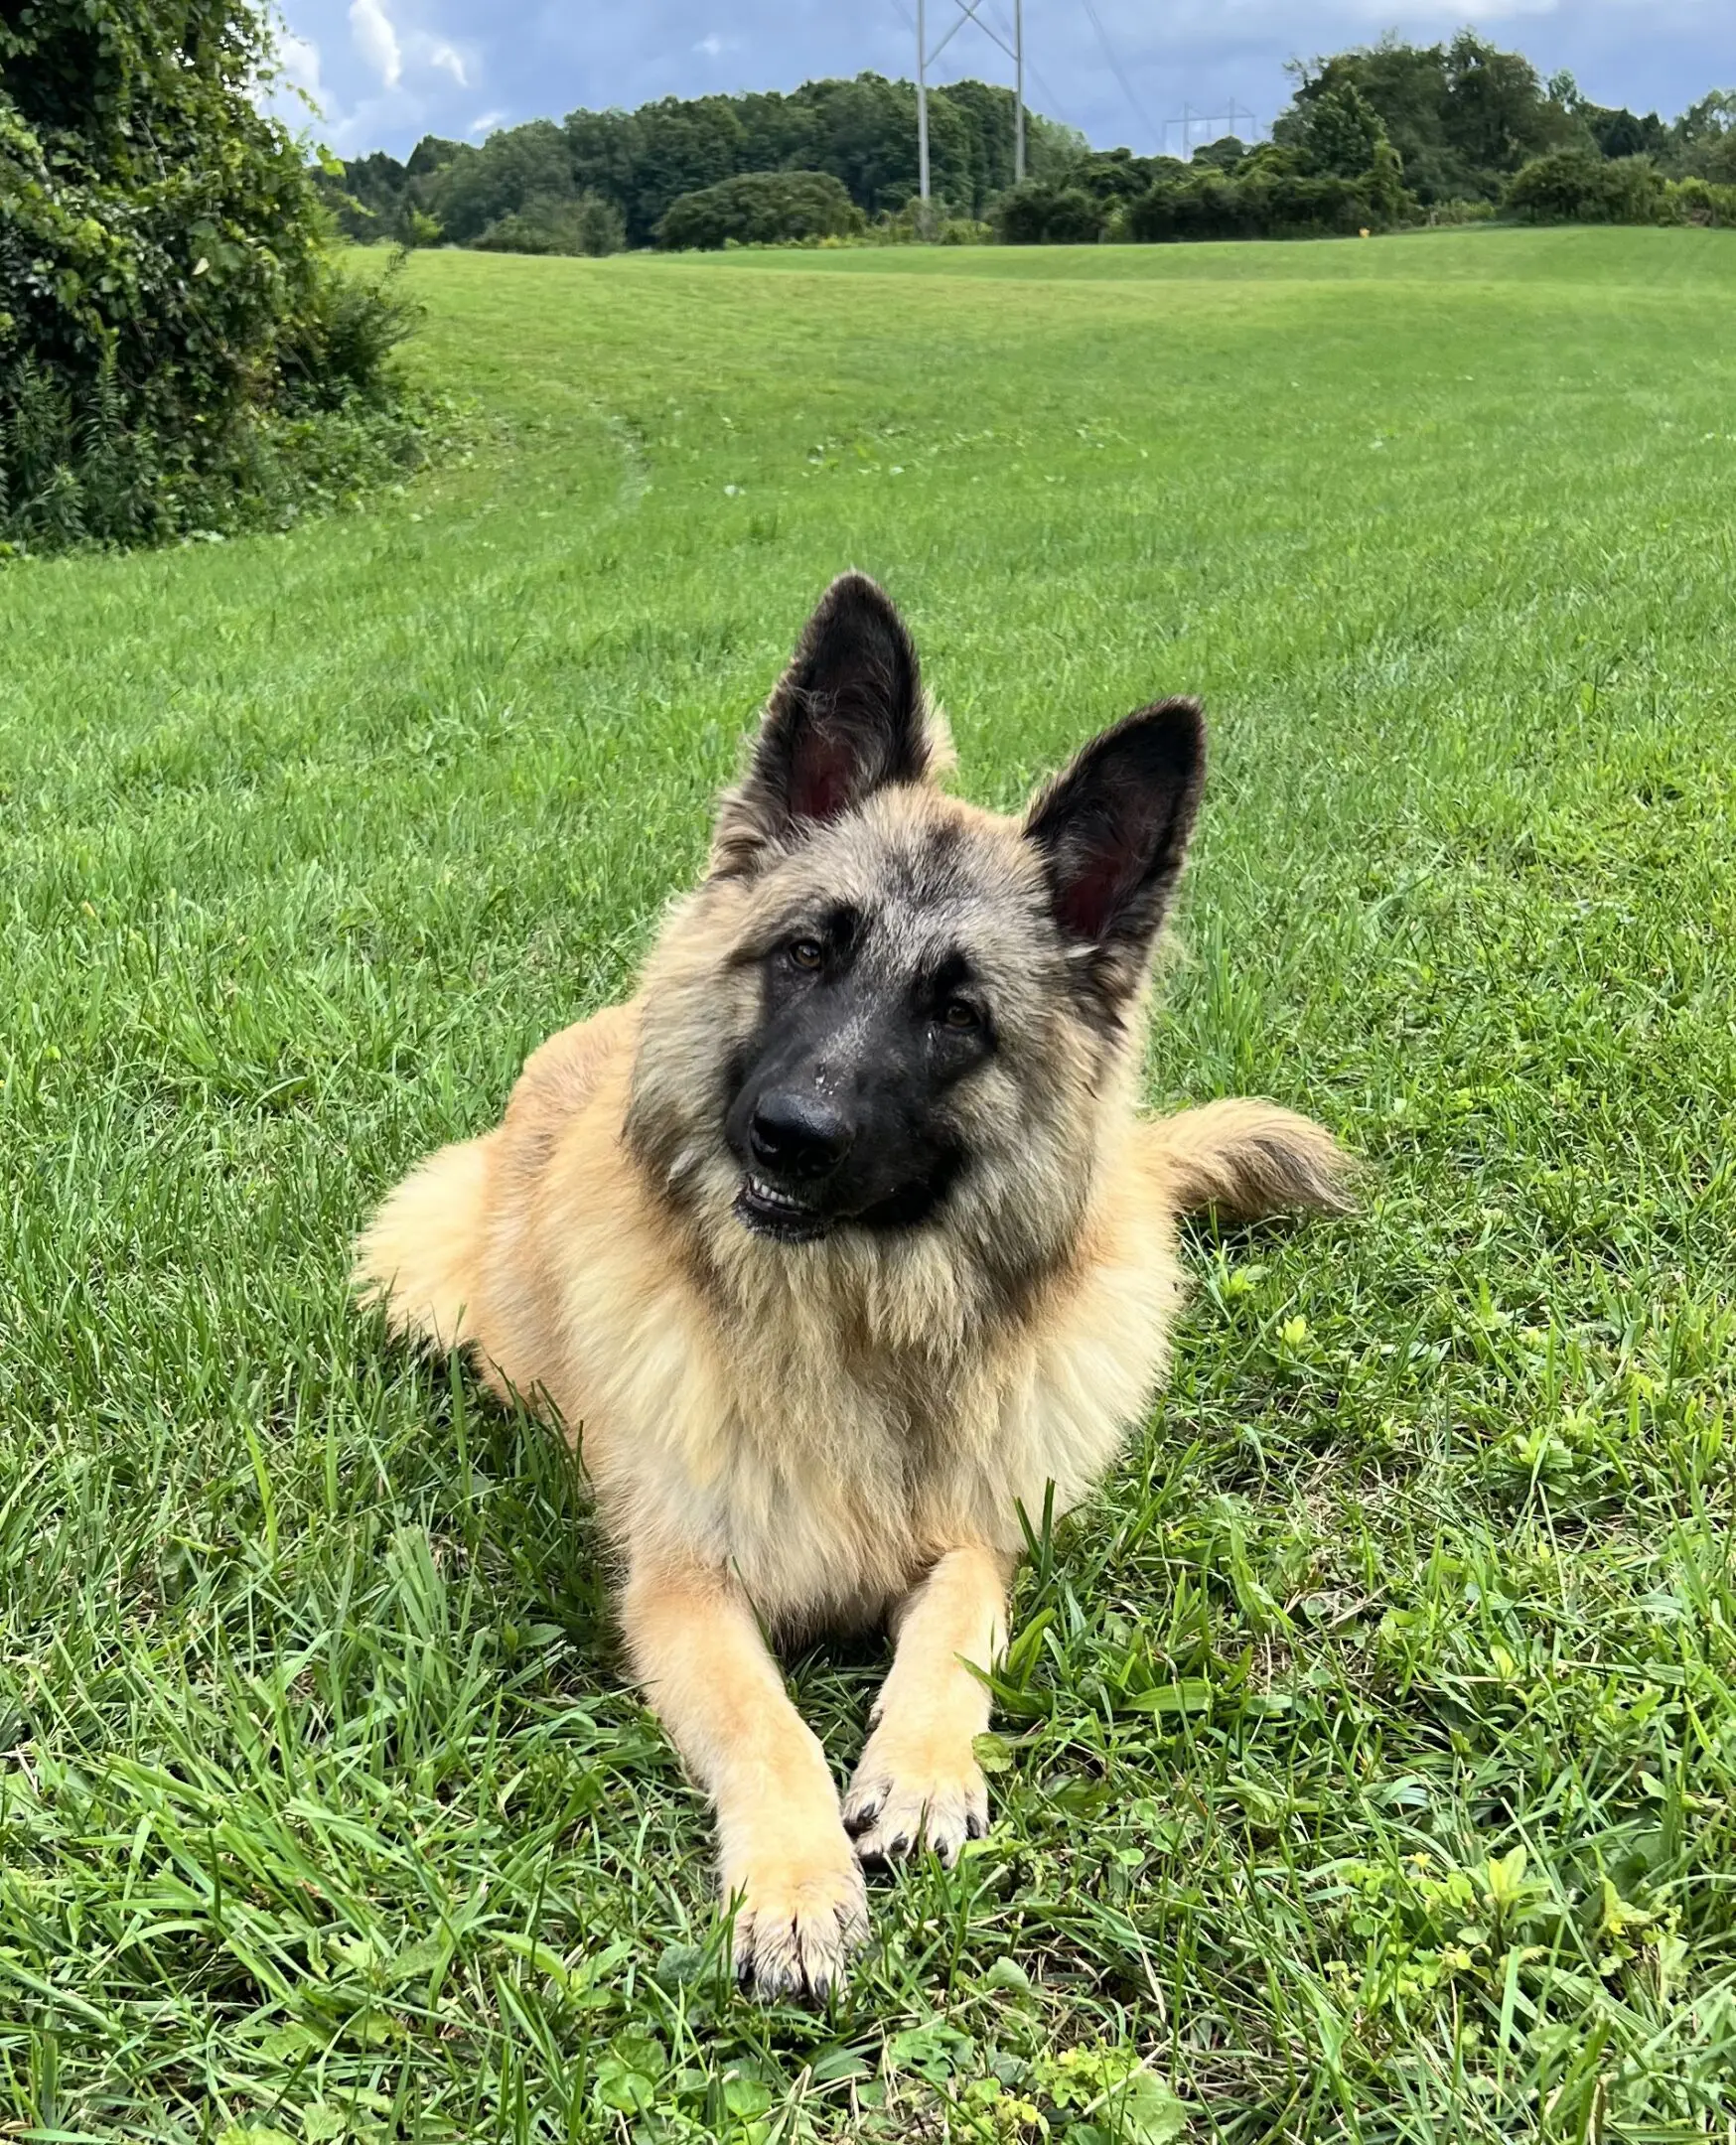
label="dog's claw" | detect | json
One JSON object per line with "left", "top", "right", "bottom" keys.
{"left": 843, "top": 1733, "right": 990, "bottom": 1870}
{"left": 725, "top": 1846, "right": 867, "bottom": 2003}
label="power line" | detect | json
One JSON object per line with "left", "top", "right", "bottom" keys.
{"left": 1162, "top": 100, "right": 1266, "bottom": 157}
{"left": 1078, "top": 0, "right": 1159, "bottom": 146}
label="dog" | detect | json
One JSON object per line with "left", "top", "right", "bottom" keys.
{"left": 356, "top": 572, "right": 1349, "bottom": 2001}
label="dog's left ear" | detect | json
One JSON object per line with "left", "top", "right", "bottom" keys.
{"left": 1024, "top": 698, "right": 1205, "bottom": 1010}
{"left": 710, "top": 572, "right": 940, "bottom": 878}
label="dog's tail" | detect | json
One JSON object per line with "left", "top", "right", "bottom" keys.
{"left": 1149, "top": 1099, "right": 1354, "bottom": 1222}
{"left": 353, "top": 1132, "right": 497, "bottom": 1354}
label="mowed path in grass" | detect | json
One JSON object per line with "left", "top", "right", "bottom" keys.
{"left": 1, "top": 227, "right": 1733, "bottom": 2140}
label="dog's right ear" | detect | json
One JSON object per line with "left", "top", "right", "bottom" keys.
{"left": 710, "top": 573, "right": 940, "bottom": 878}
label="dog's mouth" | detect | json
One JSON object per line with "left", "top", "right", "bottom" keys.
{"left": 732, "top": 1166, "right": 957, "bottom": 1244}
{"left": 734, "top": 1173, "right": 834, "bottom": 1243}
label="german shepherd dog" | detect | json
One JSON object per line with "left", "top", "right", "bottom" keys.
{"left": 357, "top": 573, "right": 1348, "bottom": 2000}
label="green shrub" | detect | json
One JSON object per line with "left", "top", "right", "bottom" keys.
{"left": 868, "top": 196, "right": 978, "bottom": 244}
{"left": 999, "top": 103, "right": 1413, "bottom": 247}
{"left": 993, "top": 181, "right": 1109, "bottom": 244}
{"left": 1668, "top": 174, "right": 1736, "bottom": 225}
{"left": 475, "top": 191, "right": 625, "bottom": 255}
{"left": 1505, "top": 151, "right": 1670, "bottom": 223}
{"left": 1125, "top": 165, "right": 1408, "bottom": 242}
{"left": 1191, "top": 136, "right": 1248, "bottom": 175}
{"left": 1423, "top": 198, "right": 1499, "bottom": 225}
{"left": 655, "top": 170, "right": 864, "bottom": 249}
{"left": 0, "top": 0, "right": 431, "bottom": 552}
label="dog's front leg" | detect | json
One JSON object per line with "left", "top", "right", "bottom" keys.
{"left": 622, "top": 1556, "right": 867, "bottom": 2001}
{"left": 843, "top": 1543, "right": 1012, "bottom": 1866}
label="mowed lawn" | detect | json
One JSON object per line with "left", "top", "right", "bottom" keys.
{"left": 2, "top": 226, "right": 1734, "bottom": 2142}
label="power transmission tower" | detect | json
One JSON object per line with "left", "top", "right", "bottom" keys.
{"left": 1164, "top": 100, "right": 1263, "bottom": 157}
{"left": 914, "top": 0, "right": 1025, "bottom": 226}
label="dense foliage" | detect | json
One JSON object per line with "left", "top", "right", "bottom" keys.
{"left": 473, "top": 193, "right": 624, "bottom": 257}
{"left": 315, "top": 74, "right": 1078, "bottom": 253}
{"left": 1505, "top": 151, "right": 1736, "bottom": 227}
{"left": 0, "top": 0, "right": 428, "bottom": 551}
{"left": 998, "top": 95, "right": 1413, "bottom": 246}
{"left": 1278, "top": 34, "right": 1736, "bottom": 206}
{"left": 654, "top": 170, "right": 864, "bottom": 250}
{"left": 322, "top": 40, "right": 1733, "bottom": 261}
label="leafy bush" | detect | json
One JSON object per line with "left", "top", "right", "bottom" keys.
{"left": 1125, "top": 141, "right": 1414, "bottom": 243}
{"left": 994, "top": 101, "right": 1413, "bottom": 248}
{"left": 1191, "top": 135, "right": 1249, "bottom": 174}
{"left": 1505, "top": 152, "right": 1670, "bottom": 223}
{"left": 855, "top": 198, "right": 989, "bottom": 246}
{"left": 1422, "top": 198, "right": 1499, "bottom": 224}
{"left": 1128, "top": 171, "right": 1365, "bottom": 241}
{"left": 655, "top": 170, "right": 864, "bottom": 249}
{"left": 0, "top": 0, "right": 430, "bottom": 552}
{"left": 1668, "top": 174, "right": 1736, "bottom": 225}
{"left": 993, "top": 181, "right": 1110, "bottom": 244}
{"left": 475, "top": 192, "right": 625, "bottom": 256}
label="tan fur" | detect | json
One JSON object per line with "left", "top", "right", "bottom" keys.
{"left": 355, "top": 583, "right": 1351, "bottom": 2000}
{"left": 1149, "top": 1098, "right": 1357, "bottom": 1223}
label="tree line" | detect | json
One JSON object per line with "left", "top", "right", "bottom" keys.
{"left": 318, "top": 36, "right": 1736, "bottom": 255}
{"left": 1001, "top": 40, "right": 1736, "bottom": 245}
{"left": 318, "top": 75, "right": 1080, "bottom": 254}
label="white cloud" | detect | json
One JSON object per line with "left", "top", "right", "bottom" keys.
{"left": 428, "top": 40, "right": 470, "bottom": 86}
{"left": 469, "top": 107, "right": 507, "bottom": 135}
{"left": 350, "top": 0, "right": 403, "bottom": 90}
{"left": 693, "top": 33, "right": 734, "bottom": 58}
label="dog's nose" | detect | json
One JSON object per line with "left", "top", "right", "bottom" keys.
{"left": 749, "top": 1092, "right": 853, "bottom": 1178}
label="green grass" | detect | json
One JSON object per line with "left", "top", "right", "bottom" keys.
{"left": 2, "top": 225, "right": 1734, "bottom": 2142}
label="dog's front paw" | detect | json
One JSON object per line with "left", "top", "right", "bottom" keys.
{"left": 843, "top": 1726, "right": 989, "bottom": 1868}
{"left": 724, "top": 1833, "right": 868, "bottom": 2003}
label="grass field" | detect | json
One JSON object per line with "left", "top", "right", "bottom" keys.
{"left": 3, "top": 225, "right": 1735, "bottom": 2142}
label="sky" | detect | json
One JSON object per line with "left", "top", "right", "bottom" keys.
{"left": 269, "top": 1, "right": 1736, "bottom": 163}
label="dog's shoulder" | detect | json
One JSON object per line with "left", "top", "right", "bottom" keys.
{"left": 513, "top": 1000, "right": 640, "bottom": 1117}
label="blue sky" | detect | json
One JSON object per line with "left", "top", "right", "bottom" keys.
{"left": 270, "top": 2, "right": 1736, "bottom": 162}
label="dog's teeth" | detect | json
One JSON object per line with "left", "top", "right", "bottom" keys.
{"left": 746, "top": 1176, "right": 804, "bottom": 1213}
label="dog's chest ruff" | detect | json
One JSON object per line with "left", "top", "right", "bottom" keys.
{"left": 566, "top": 1207, "right": 1183, "bottom": 1630}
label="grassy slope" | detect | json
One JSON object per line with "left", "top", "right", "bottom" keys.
{"left": 1, "top": 227, "right": 1733, "bottom": 2142}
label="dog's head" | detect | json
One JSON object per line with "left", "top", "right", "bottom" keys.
{"left": 627, "top": 573, "right": 1204, "bottom": 1292}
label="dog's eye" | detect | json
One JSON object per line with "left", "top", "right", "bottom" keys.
{"left": 789, "top": 938, "right": 824, "bottom": 972}
{"left": 940, "top": 999, "right": 979, "bottom": 1032}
